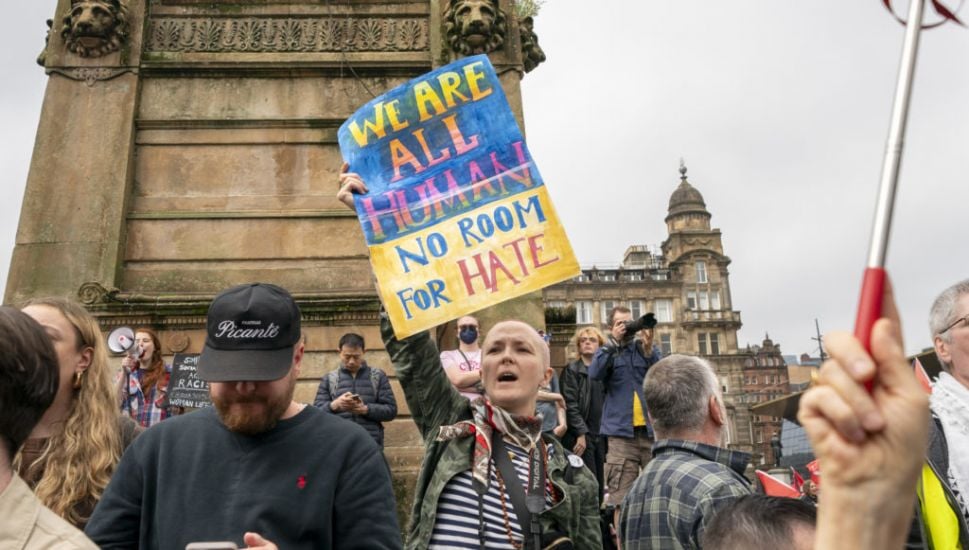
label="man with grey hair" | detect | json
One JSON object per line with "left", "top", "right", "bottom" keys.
{"left": 911, "top": 279, "right": 969, "bottom": 547}
{"left": 619, "top": 354, "right": 750, "bottom": 550}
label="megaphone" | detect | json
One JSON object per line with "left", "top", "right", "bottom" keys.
{"left": 107, "top": 327, "right": 135, "bottom": 354}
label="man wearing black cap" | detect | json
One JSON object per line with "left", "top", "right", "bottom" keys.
{"left": 85, "top": 283, "right": 401, "bottom": 550}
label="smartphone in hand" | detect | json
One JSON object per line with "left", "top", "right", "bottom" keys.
{"left": 186, "top": 543, "right": 238, "bottom": 550}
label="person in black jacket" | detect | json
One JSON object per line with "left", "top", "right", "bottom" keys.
{"left": 314, "top": 333, "right": 398, "bottom": 449}
{"left": 85, "top": 283, "right": 401, "bottom": 550}
{"left": 561, "top": 326, "right": 607, "bottom": 501}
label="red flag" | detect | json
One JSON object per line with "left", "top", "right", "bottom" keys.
{"left": 806, "top": 459, "right": 821, "bottom": 486}
{"left": 790, "top": 467, "right": 805, "bottom": 492}
{"left": 914, "top": 358, "right": 933, "bottom": 394}
{"left": 756, "top": 470, "right": 800, "bottom": 498}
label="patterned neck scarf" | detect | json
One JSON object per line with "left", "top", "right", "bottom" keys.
{"left": 437, "top": 397, "right": 543, "bottom": 490}
{"left": 931, "top": 372, "right": 969, "bottom": 518}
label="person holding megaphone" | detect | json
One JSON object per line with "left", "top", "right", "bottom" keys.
{"left": 119, "top": 327, "right": 174, "bottom": 428}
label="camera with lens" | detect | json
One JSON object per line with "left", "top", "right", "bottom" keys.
{"left": 621, "top": 313, "right": 657, "bottom": 340}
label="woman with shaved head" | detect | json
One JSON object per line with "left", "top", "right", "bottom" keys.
{"left": 382, "top": 317, "right": 602, "bottom": 549}
{"left": 339, "top": 167, "right": 601, "bottom": 548}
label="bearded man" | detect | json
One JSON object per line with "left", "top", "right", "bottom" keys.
{"left": 85, "top": 283, "right": 401, "bottom": 550}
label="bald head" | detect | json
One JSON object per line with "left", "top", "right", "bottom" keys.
{"left": 484, "top": 320, "right": 550, "bottom": 368}
{"left": 479, "top": 320, "right": 552, "bottom": 416}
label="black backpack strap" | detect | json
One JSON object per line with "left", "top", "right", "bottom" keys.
{"left": 492, "top": 432, "right": 532, "bottom": 540}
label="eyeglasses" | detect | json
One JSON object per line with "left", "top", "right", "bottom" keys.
{"left": 940, "top": 314, "right": 969, "bottom": 335}
{"left": 579, "top": 337, "right": 599, "bottom": 343}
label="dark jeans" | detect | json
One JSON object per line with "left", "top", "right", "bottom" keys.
{"left": 579, "top": 434, "right": 607, "bottom": 505}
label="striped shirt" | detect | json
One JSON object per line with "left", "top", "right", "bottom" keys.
{"left": 429, "top": 441, "right": 554, "bottom": 549}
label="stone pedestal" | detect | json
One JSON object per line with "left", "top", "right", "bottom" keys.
{"left": 8, "top": 0, "right": 549, "bottom": 532}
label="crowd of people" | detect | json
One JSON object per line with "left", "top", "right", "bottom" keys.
{"left": 0, "top": 167, "right": 965, "bottom": 549}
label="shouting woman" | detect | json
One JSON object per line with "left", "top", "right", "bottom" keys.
{"left": 120, "top": 327, "right": 173, "bottom": 427}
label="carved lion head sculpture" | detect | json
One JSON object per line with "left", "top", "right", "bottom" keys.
{"left": 444, "top": 0, "right": 507, "bottom": 56}
{"left": 519, "top": 16, "right": 546, "bottom": 73}
{"left": 60, "top": 0, "right": 129, "bottom": 58}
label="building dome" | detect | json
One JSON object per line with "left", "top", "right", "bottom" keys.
{"left": 666, "top": 161, "right": 711, "bottom": 218}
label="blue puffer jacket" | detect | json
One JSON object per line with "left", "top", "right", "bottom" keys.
{"left": 314, "top": 363, "right": 398, "bottom": 448}
{"left": 587, "top": 338, "right": 661, "bottom": 438}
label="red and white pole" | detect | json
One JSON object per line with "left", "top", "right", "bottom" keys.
{"left": 855, "top": 0, "right": 926, "bottom": 366}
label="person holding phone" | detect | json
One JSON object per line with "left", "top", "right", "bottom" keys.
{"left": 314, "top": 333, "right": 397, "bottom": 449}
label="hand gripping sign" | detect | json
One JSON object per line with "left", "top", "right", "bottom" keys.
{"left": 338, "top": 55, "right": 580, "bottom": 338}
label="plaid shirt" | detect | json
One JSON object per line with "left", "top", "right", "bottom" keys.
{"left": 619, "top": 439, "right": 751, "bottom": 550}
{"left": 120, "top": 365, "right": 173, "bottom": 428}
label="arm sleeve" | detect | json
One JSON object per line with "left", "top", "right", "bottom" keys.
{"left": 560, "top": 366, "right": 588, "bottom": 435}
{"left": 314, "top": 374, "right": 335, "bottom": 412}
{"left": 570, "top": 465, "right": 605, "bottom": 549}
{"left": 332, "top": 438, "right": 402, "bottom": 549}
{"left": 381, "top": 317, "right": 467, "bottom": 440}
{"left": 587, "top": 347, "right": 614, "bottom": 381}
{"left": 364, "top": 371, "right": 398, "bottom": 422}
{"left": 84, "top": 442, "right": 145, "bottom": 548}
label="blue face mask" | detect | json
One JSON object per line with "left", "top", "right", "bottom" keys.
{"left": 459, "top": 327, "right": 478, "bottom": 345}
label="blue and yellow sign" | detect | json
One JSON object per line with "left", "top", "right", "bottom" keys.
{"left": 339, "top": 55, "right": 579, "bottom": 337}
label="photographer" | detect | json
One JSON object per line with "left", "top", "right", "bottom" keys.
{"left": 588, "top": 306, "right": 661, "bottom": 510}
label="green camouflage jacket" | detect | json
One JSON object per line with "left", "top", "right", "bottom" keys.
{"left": 381, "top": 319, "right": 603, "bottom": 549}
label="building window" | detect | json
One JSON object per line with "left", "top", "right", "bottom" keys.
{"left": 698, "top": 333, "right": 708, "bottom": 355}
{"left": 696, "top": 261, "right": 708, "bottom": 283}
{"left": 686, "top": 292, "right": 697, "bottom": 310}
{"left": 660, "top": 333, "right": 672, "bottom": 355}
{"left": 575, "top": 273, "right": 589, "bottom": 282}
{"left": 711, "top": 291, "right": 721, "bottom": 310}
{"left": 601, "top": 301, "right": 618, "bottom": 324}
{"left": 698, "top": 291, "right": 710, "bottom": 310}
{"left": 655, "top": 299, "right": 673, "bottom": 322}
{"left": 710, "top": 333, "right": 720, "bottom": 355}
{"left": 600, "top": 272, "right": 616, "bottom": 282}
{"left": 651, "top": 271, "right": 669, "bottom": 281}
{"left": 630, "top": 300, "right": 645, "bottom": 319}
{"left": 626, "top": 272, "right": 643, "bottom": 281}
{"left": 548, "top": 301, "right": 566, "bottom": 310}
{"left": 576, "top": 301, "right": 592, "bottom": 324}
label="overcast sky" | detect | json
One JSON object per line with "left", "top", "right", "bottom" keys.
{"left": 2, "top": 1, "right": 967, "bottom": 357}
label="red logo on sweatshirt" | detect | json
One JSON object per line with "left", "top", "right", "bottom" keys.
{"left": 297, "top": 475, "right": 307, "bottom": 490}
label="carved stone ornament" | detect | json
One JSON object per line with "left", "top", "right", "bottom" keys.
{"left": 146, "top": 17, "right": 428, "bottom": 53}
{"left": 37, "top": 19, "right": 54, "bottom": 67}
{"left": 47, "top": 67, "right": 135, "bottom": 86}
{"left": 519, "top": 16, "right": 545, "bottom": 72}
{"left": 444, "top": 0, "right": 507, "bottom": 56}
{"left": 61, "top": 0, "right": 129, "bottom": 58}
{"left": 77, "top": 281, "right": 121, "bottom": 305}
{"left": 166, "top": 331, "right": 190, "bottom": 353}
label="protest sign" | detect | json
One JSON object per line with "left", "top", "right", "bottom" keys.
{"left": 339, "top": 55, "right": 579, "bottom": 337}
{"left": 168, "top": 353, "right": 211, "bottom": 409}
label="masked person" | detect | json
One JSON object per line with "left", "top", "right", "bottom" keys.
{"left": 440, "top": 315, "right": 484, "bottom": 400}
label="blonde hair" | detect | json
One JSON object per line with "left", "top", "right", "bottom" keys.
{"left": 572, "top": 326, "right": 605, "bottom": 359}
{"left": 17, "top": 298, "right": 122, "bottom": 526}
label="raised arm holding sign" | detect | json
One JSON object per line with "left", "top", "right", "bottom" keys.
{"left": 337, "top": 55, "right": 579, "bottom": 337}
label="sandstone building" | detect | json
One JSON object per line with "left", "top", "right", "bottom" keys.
{"left": 543, "top": 164, "right": 788, "bottom": 466}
